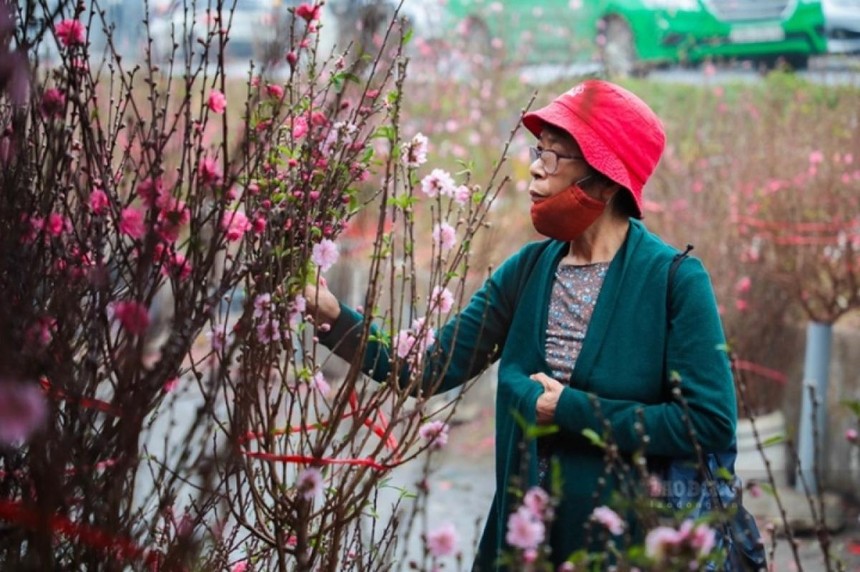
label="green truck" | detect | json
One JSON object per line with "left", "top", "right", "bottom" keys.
{"left": 441, "top": 0, "right": 829, "bottom": 75}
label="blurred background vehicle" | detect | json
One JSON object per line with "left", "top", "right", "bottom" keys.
{"left": 822, "top": 0, "right": 860, "bottom": 53}
{"left": 439, "top": 0, "right": 829, "bottom": 76}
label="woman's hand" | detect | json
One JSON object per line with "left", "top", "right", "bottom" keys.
{"left": 531, "top": 372, "right": 564, "bottom": 424}
{"left": 303, "top": 277, "right": 341, "bottom": 330}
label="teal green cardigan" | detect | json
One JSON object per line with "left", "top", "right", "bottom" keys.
{"left": 319, "top": 219, "right": 737, "bottom": 570}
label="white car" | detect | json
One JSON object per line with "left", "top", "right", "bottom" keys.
{"left": 822, "top": 0, "right": 860, "bottom": 53}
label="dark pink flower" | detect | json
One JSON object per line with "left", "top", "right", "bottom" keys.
{"left": 292, "top": 115, "right": 308, "bottom": 139}
{"left": 0, "top": 379, "right": 48, "bottom": 446}
{"left": 89, "top": 188, "right": 109, "bottom": 214}
{"left": 266, "top": 83, "right": 284, "bottom": 100}
{"left": 40, "top": 88, "right": 66, "bottom": 118}
{"left": 55, "top": 19, "right": 85, "bottom": 47}
{"left": 45, "top": 212, "right": 69, "bottom": 237}
{"left": 112, "top": 300, "right": 150, "bottom": 335}
{"left": 285, "top": 51, "right": 298, "bottom": 68}
{"left": 136, "top": 178, "right": 165, "bottom": 207}
{"left": 295, "top": 3, "right": 321, "bottom": 22}
{"left": 119, "top": 207, "right": 146, "bottom": 239}
{"left": 198, "top": 156, "right": 222, "bottom": 186}
{"left": 207, "top": 89, "right": 226, "bottom": 114}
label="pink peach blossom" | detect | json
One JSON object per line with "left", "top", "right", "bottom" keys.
{"left": 296, "top": 467, "right": 324, "bottom": 500}
{"left": 295, "top": 3, "right": 321, "bottom": 22}
{"left": 207, "top": 89, "right": 227, "bottom": 114}
{"left": 40, "top": 88, "right": 66, "bottom": 117}
{"left": 418, "top": 420, "right": 449, "bottom": 450}
{"left": 429, "top": 286, "right": 454, "bottom": 314}
{"left": 426, "top": 522, "right": 459, "bottom": 558}
{"left": 221, "top": 210, "right": 251, "bottom": 242}
{"left": 591, "top": 505, "right": 625, "bottom": 536}
{"left": 119, "top": 207, "right": 146, "bottom": 239}
{"left": 311, "top": 238, "right": 339, "bottom": 272}
{"left": 505, "top": 505, "right": 545, "bottom": 550}
{"left": 89, "top": 189, "right": 109, "bottom": 214}
{"left": 112, "top": 300, "right": 150, "bottom": 335}
{"left": 0, "top": 379, "right": 48, "bottom": 446}
{"left": 432, "top": 223, "right": 457, "bottom": 251}
{"left": 55, "top": 19, "right": 85, "bottom": 47}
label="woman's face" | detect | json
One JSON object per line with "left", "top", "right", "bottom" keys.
{"left": 528, "top": 128, "right": 593, "bottom": 204}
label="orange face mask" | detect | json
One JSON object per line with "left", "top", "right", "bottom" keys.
{"left": 530, "top": 177, "right": 605, "bottom": 241}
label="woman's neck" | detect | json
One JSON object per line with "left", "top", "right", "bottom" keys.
{"left": 563, "top": 216, "right": 630, "bottom": 265}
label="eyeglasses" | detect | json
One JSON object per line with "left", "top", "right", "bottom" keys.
{"left": 529, "top": 146, "right": 584, "bottom": 175}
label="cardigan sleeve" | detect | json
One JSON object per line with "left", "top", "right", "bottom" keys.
{"left": 317, "top": 250, "right": 524, "bottom": 395}
{"left": 551, "top": 258, "right": 737, "bottom": 457}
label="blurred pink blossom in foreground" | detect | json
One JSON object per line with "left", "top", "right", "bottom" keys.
{"left": 418, "top": 420, "right": 449, "bottom": 450}
{"left": 296, "top": 467, "right": 324, "bottom": 500}
{"left": 426, "top": 522, "right": 459, "bottom": 557}
{"left": 0, "top": 379, "right": 48, "bottom": 446}
{"left": 505, "top": 505, "right": 545, "bottom": 550}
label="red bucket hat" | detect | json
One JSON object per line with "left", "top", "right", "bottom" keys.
{"left": 522, "top": 80, "right": 665, "bottom": 218}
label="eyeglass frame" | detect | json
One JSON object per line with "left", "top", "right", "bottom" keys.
{"left": 528, "top": 146, "right": 584, "bottom": 175}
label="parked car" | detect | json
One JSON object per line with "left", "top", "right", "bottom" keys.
{"left": 822, "top": 0, "right": 860, "bottom": 53}
{"left": 440, "top": 0, "right": 829, "bottom": 76}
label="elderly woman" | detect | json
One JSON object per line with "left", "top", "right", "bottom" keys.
{"left": 307, "top": 80, "right": 737, "bottom": 570}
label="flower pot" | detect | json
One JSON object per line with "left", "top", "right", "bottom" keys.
{"left": 735, "top": 409, "right": 788, "bottom": 487}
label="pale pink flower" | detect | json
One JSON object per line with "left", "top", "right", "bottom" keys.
{"left": 119, "top": 207, "right": 146, "bottom": 239}
{"left": 221, "top": 210, "right": 251, "bottom": 242}
{"left": 687, "top": 521, "right": 716, "bottom": 556}
{"left": 401, "top": 133, "right": 429, "bottom": 168}
{"left": 522, "top": 548, "right": 538, "bottom": 564}
{"left": 256, "top": 319, "right": 281, "bottom": 344}
{"left": 846, "top": 428, "right": 858, "bottom": 443}
{"left": 418, "top": 420, "right": 449, "bottom": 450}
{"left": 207, "top": 89, "right": 226, "bottom": 114}
{"left": 393, "top": 330, "right": 417, "bottom": 359}
{"left": 0, "top": 379, "right": 48, "bottom": 446}
{"left": 591, "top": 505, "right": 625, "bottom": 536}
{"left": 296, "top": 467, "right": 324, "bottom": 500}
{"left": 311, "top": 371, "right": 331, "bottom": 396}
{"left": 55, "top": 19, "right": 85, "bottom": 47}
{"left": 411, "top": 317, "right": 435, "bottom": 348}
{"left": 429, "top": 286, "right": 454, "bottom": 314}
{"left": 505, "top": 505, "right": 545, "bottom": 550}
{"left": 523, "top": 487, "right": 551, "bottom": 519}
{"left": 748, "top": 482, "right": 763, "bottom": 498}
{"left": 112, "top": 300, "right": 150, "bottom": 335}
{"left": 432, "top": 222, "right": 457, "bottom": 251}
{"left": 736, "top": 276, "right": 752, "bottom": 293}
{"left": 253, "top": 293, "right": 272, "bottom": 320}
{"left": 645, "top": 525, "right": 683, "bottom": 561}
{"left": 89, "top": 188, "right": 109, "bottom": 214}
{"left": 295, "top": 3, "right": 321, "bottom": 22}
{"left": 420, "top": 169, "right": 456, "bottom": 198}
{"left": 453, "top": 184, "right": 471, "bottom": 205}
{"left": 426, "top": 522, "right": 458, "bottom": 557}
{"left": 311, "top": 238, "right": 339, "bottom": 272}
{"left": 809, "top": 150, "right": 824, "bottom": 164}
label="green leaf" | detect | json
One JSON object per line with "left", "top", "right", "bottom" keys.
{"left": 762, "top": 434, "right": 785, "bottom": 448}
{"left": 526, "top": 424, "right": 559, "bottom": 440}
{"left": 402, "top": 27, "right": 414, "bottom": 45}
{"left": 841, "top": 399, "right": 860, "bottom": 418}
{"left": 581, "top": 428, "right": 606, "bottom": 449}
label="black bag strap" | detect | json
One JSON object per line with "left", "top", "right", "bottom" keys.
{"left": 663, "top": 244, "right": 694, "bottom": 376}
